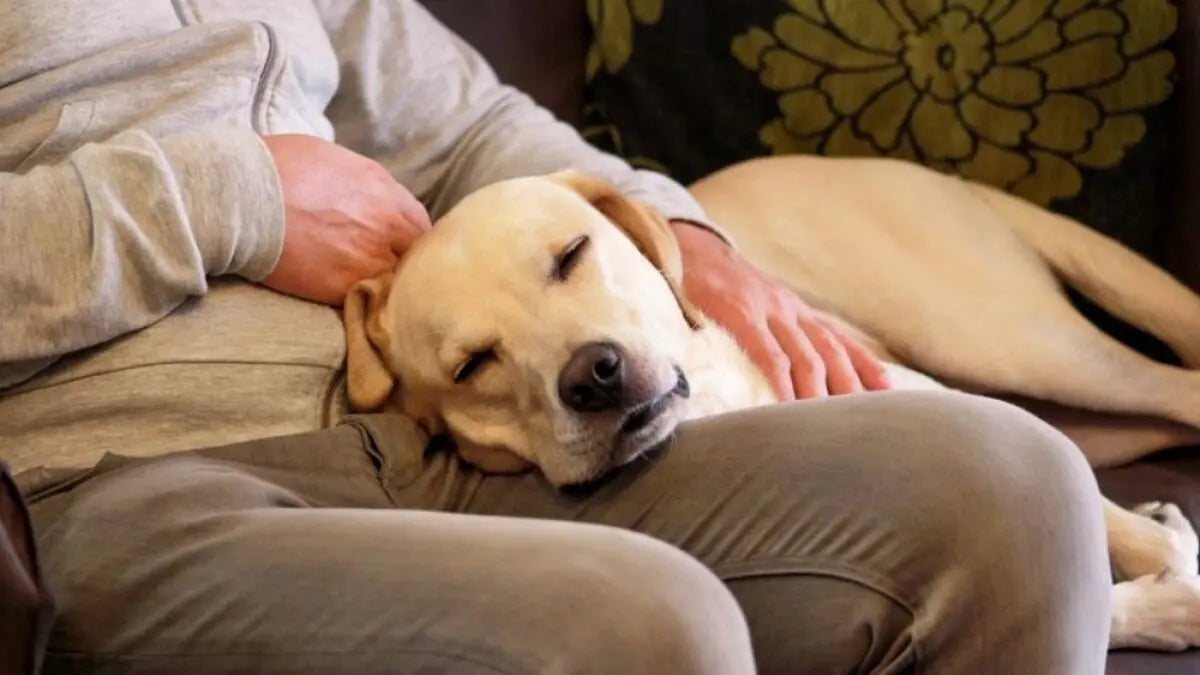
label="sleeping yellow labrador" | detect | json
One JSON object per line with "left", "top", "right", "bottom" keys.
{"left": 344, "top": 165, "right": 1200, "bottom": 651}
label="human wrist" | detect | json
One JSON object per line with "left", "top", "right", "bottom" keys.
{"left": 161, "top": 126, "right": 285, "bottom": 281}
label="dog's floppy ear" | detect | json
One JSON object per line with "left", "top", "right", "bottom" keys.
{"left": 344, "top": 272, "right": 396, "bottom": 410}
{"left": 549, "top": 170, "right": 704, "bottom": 329}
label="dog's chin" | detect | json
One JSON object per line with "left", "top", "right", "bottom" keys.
{"left": 550, "top": 397, "right": 686, "bottom": 490}
{"left": 547, "top": 368, "right": 691, "bottom": 489}
{"left": 612, "top": 396, "right": 684, "bottom": 465}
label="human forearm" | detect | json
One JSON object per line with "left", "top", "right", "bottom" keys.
{"left": 0, "top": 125, "right": 284, "bottom": 387}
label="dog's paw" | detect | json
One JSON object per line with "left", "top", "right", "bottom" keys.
{"left": 1112, "top": 502, "right": 1199, "bottom": 581}
{"left": 1111, "top": 574, "right": 1200, "bottom": 652}
{"left": 1132, "top": 502, "right": 1200, "bottom": 577}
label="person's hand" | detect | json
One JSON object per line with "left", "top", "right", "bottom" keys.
{"left": 260, "top": 134, "right": 432, "bottom": 305}
{"left": 672, "top": 221, "right": 892, "bottom": 401}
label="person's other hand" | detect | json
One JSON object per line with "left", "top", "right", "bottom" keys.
{"left": 672, "top": 221, "right": 892, "bottom": 401}
{"left": 260, "top": 134, "right": 432, "bottom": 306}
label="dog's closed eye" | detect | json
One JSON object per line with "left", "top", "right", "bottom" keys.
{"left": 552, "top": 235, "right": 590, "bottom": 281}
{"left": 454, "top": 348, "right": 497, "bottom": 383}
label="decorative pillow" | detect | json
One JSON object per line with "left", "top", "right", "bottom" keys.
{"left": 582, "top": 0, "right": 1179, "bottom": 263}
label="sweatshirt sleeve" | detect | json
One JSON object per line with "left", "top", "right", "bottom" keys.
{"left": 0, "top": 124, "right": 284, "bottom": 388}
{"left": 316, "top": 0, "right": 731, "bottom": 242}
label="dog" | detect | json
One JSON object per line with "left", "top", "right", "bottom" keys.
{"left": 343, "top": 165, "right": 1200, "bottom": 652}
{"left": 690, "top": 156, "right": 1200, "bottom": 469}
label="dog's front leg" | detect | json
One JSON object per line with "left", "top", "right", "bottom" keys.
{"left": 1105, "top": 498, "right": 1200, "bottom": 651}
{"left": 1110, "top": 574, "right": 1200, "bottom": 651}
{"left": 1106, "top": 498, "right": 1199, "bottom": 581}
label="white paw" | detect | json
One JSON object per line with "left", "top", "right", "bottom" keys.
{"left": 1132, "top": 501, "right": 1200, "bottom": 577}
{"left": 1111, "top": 574, "right": 1200, "bottom": 651}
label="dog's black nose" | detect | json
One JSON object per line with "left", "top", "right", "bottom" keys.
{"left": 558, "top": 342, "right": 626, "bottom": 413}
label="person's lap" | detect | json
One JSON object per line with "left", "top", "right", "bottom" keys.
{"left": 24, "top": 390, "right": 1111, "bottom": 674}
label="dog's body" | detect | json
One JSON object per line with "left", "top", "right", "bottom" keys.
{"left": 690, "top": 156, "right": 1200, "bottom": 466}
{"left": 345, "top": 163, "right": 1200, "bottom": 652}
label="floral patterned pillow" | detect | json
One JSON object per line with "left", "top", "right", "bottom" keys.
{"left": 582, "top": 0, "right": 1179, "bottom": 261}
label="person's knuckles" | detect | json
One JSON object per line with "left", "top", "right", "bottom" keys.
{"left": 763, "top": 288, "right": 793, "bottom": 315}
{"left": 826, "top": 365, "right": 862, "bottom": 394}
{"left": 405, "top": 205, "right": 433, "bottom": 231}
{"left": 765, "top": 341, "right": 790, "bottom": 365}
{"left": 816, "top": 324, "right": 848, "bottom": 357}
{"left": 766, "top": 354, "right": 796, "bottom": 393}
{"left": 373, "top": 179, "right": 412, "bottom": 206}
{"left": 388, "top": 213, "right": 427, "bottom": 237}
{"left": 783, "top": 324, "right": 823, "bottom": 365}
{"left": 830, "top": 334, "right": 888, "bottom": 390}
{"left": 798, "top": 355, "right": 826, "bottom": 380}
{"left": 859, "top": 364, "right": 891, "bottom": 391}
{"left": 769, "top": 369, "right": 796, "bottom": 400}
{"left": 353, "top": 247, "right": 395, "bottom": 275}
{"left": 744, "top": 332, "right": 787, "bottom": 368}
{"left": 796, "top": 345, "right": 828, "bottom": 379}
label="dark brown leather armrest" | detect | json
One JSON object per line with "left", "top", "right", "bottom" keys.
{"left": 0, "top": 465, "right": 54, "bottom": 675}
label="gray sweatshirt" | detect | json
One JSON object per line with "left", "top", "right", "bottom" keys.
{"left": 0, "top": 0, "right": 718, "bottom": 476}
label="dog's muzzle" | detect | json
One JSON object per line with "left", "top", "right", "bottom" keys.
{"left": 557, "top": 342, "right": 690, "bottom": 416}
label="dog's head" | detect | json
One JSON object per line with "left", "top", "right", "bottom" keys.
{"left": 344, "top": 171, "right": 705, "bottom": 486}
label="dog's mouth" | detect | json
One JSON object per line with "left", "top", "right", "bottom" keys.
{"left": 619, "top": 368, "right": 690, "bottom": 436}
{"left": 558, "top": 369, "right": 689, "bottom": 492}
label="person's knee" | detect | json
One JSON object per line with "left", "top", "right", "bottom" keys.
{"left": 929, "top": 391, "right": 1096, "bottom": 490}
{"left": 703, "top": 390, "right": 1103, "bottom": 541}
{"left": 879, "top": 393, "right": 1111, "bottom": 664}
{"left": 918, "top": 391, "right": 1103, "bottom": 538}
{"left": 875, "top": 392, "right": 1106, "bottom": 566}
{"left": 529, "top": 527, "right": 756, "bottom": 675}
{"left": 784, "top": 392, "right": 1111, "bottom": 669}
{"left": 669, "top": 392, "right": 1109, "bottom": 670}
{"left": 697, "top": 390, "right": 1107, "bottom": 591}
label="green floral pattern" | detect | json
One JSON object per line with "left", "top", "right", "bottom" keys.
{"left": 586, "top": 0, "right": 664, "bottom": 80}
{"left": 731, "top": 0, "right": 1178, "bottom": 205}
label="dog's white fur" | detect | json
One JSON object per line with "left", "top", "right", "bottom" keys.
{"left": 345, "top": 164, "right": 1200, "bottom": 652}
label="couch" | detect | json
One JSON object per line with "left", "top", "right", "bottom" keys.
{"left": 422, "top": 1, "right": 1200, "bottom": 673}
{"left": 3, "top": 1, "right": 1196, "bottom": 673}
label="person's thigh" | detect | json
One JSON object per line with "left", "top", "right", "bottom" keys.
{"left": 30, "top": 447, "right": 754, "bottom": 674}
{"left": 28, "top": 390, "right": 1111, "bottom": 674}
{"left": 393, "top": 390, "right": 1112, "bottom": 674}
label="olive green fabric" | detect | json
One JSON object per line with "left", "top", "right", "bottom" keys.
{"left": 582, "top": 0, "right": 1179, "bottom": 262}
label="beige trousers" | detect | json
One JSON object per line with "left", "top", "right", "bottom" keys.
{"left": 24, "top": 391, "right": 1110, "bottom": 674}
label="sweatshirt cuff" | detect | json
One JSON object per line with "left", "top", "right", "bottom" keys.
{"left": 160, "top": 126, "right": 285, "bottom": 281}
{"left": 665, "top": 216, "right": 737, "bottom": 250}
{"left": 638, "top": 200, "right": 738, "bottom": 251}
{"left": 618, "top": 169, "right": 738, "bottom": 250}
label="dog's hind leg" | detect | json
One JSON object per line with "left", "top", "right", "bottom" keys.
{"left": 968, "top": 182, "right": 1200, "bottom": 368}
{"left": 900, "top": 299, "right": 1200, "bottom": 439}
{"left": 1005, "top": 396, "right": 1200, "bottom": 467}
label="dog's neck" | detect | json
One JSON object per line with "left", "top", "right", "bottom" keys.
{"left": 681, "top": 322, "right": 778, "bottom": 418}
